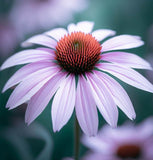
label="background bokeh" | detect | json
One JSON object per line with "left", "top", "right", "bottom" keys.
{"left": 0, "top": 0, "right": 153, "bottom": 160}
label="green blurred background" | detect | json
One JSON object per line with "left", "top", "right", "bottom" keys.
{"left": 0, "top": 0, "right": 153, "bottom": 160}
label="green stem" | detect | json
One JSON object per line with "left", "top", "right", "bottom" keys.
{"left": 74, "top": 116, "right": 80, "bottom": 160}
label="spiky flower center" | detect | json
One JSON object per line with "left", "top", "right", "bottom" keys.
{"left": 116, "top": 144, "right": 141, "bottom": 159}
{"left": 55, "top": 32, "right": 102, "bottom": 74}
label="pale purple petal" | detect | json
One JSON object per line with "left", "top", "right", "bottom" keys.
{"left": 37, "top": 47, "right": 55, "bottom": 56}
{"left": 21, "top": 34, "right": 57, "bottom": 48}
{"left": 6, "top": 67, "right": 58, "bottom": 109}
{"left": 76, "top": 21, "right": 94, "bottom": 33}
{"left": 45, "top": 28, "right": 68, "bottom": 41}
{"left": 67, "top": 21, "right": 94, "bottom": 34}
{"left": 97, "top": 63, "right": 153, "bottom": 93}
{"left": 94, "top": 71, "right": 136, "bottom": 120}
{"left": 101, "top": 52, "right": 152, "bottom": 70}
{"left": 102, "top": 35, "right": 144, "bottom": 52}
{"left": 1, "top": 49, "right": 53, "bottom": 70}
{"left": 86, "top": 73, "right": 118, "bottom": 127}
{"left": 35, "top": 47, "right": 56, "bottom": 60}
{"left": 82, "top": 153, "right": 116, "bottom": 160}
{"left": 2, "top": 61, "right": 57, "bottom": 92}
{"left": 82, "top": 134, "right": 110, "bottom": 153}
{"left": 67, "top": 23, "right": 76, "bottom": 33}
{"left": 75, "top": 75, "right": 98, "bottom": 136}
{"left": 92, "top": 29, "right": 116, "bottom": 41}
{"left": 25, "top": 72, "right": 66, "bottom": 125}
{"left": 52, "top": 74, "right": 76, "bottom": 132}
{"left": 136, "top": 117, "right": 153, "bottom": 139}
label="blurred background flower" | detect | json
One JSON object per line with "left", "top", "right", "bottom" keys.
{"left": 82, "top": 118, "right": 153, "bottom": 160}
{"left": 9, "top": 0, "right": 88, "bottom": 38}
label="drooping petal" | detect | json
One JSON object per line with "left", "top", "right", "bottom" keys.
{"left": 52, "top": 74, "right": 76, "bottom": 132}
{"left": 86, "top": 73, "right": 118, "bottom": 127}
{"left": 101, "top": 52, "right": 152, "bottom": 70}
{"left": 2, "top": 61, "right": 57, "bottom": 92}
{"left": 94, "top": 71, "right": 136, "bottom": 120}
{"left": 75, "top": 75, "right": 98, "bottom": 136}
{"left": 102, "top": 35, "right": 144, "bottom": 52}
{"left": 92, "top": 29, "right": 116, "bottom": 42}
{"left": 67, "top": 21, "right": 94, "bottom": 34}
{"left": 6, "top": 67, "right": 58, "bottom": 109}
{"left": 45, "top": 28, "right": 68, "bottom": 41}
{"left": 21, "top": 34, "right": 57, "bottom": 48}
{"left": 1, "top": 49, "right": 53, "bottom": 70}
{"left": 25, "top": 72, "right": 65, "bottom": 125}
{"left": 97, "top": 63, "right": 153, "bottom": 93}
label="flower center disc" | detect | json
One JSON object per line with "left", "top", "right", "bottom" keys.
{"left": 116, "top": 144, "right": 141, "bottom": 159}
{"left": 55, "top": 32, "right": 102, "bottom": 74}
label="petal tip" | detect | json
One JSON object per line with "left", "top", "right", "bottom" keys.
{"left": 111, "top": 30, "right": 116, "bottom": 35}
{"left": 25, "top": 116, "right": 33, "bottom": 126}
{"left": 26, "top": 121, "right": 31, "bottom": 126}
{"left": 136, "top": 40, "right": 144, "bottom": 48}
{"left": 0, "top": 66, "right": 3, "bottom": 71}
{"left": 108, "top": 121, "right": 117, "bottom": 128}
{"left": 130, "top": 114, "right": 136, "bottom": 120}
{"left": 53, "top": 127, "right": 58, "bottom": 133}
{"left": 2, "top": 85, "right": 8, "bottom": 93}
{"left": 140, "top": 40, "right": 144, "bottom": 46}
{"left": 149, "top": 65, "right": 153, "bottom": 70}
{"left": 147, "top": 84, "right": 153, "bottom": 93}
{"left": 21, "top": 41, "right": 32, "bottom": 48}
{"left": 0, "top": 63, "right": 6, "bottom": 70}
{"left": 53, "top": 123, "right": 63, "bottom": 133}
{"left": 2, "top": 88, "right": 6, "bottom": 93}
{"left": 7, "top": 106, "right": 11, "bottom": 110}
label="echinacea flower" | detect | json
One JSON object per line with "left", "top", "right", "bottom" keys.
{"left": 82, "top": 118, "right": 153, "bottom": 160}
{"left": 1, "top": 21, "right": 153, "bottom": 136}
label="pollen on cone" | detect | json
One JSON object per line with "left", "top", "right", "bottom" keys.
{"left": 55, "top": 32, "right": 102, "bottom": 74}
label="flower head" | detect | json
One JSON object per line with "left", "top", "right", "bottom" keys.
{"left": 82, "top": 118, "right": 153, "bottom": 159}
{"left": 1, "top": 21, "right": 153, "bottom": 136}
{"left": 56, "top": 31, "right": 101, "bottom": 74}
